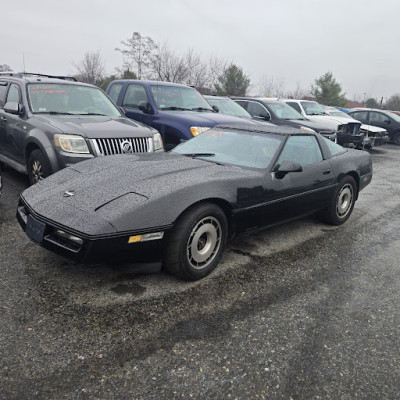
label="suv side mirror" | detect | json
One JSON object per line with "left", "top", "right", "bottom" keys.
{"left": 259, "top": 111, "right": 270, "bottom": 121}
{"left": 274, "top": 160, "right": 303, "bottom": 179}
{"left": 4, "top": 102, "right": 24, "bottom": 116}
{"left": 138, "top": 101, "right": 152, "bottom": 114}
{"left": 212, "top": 105, "right": 219, "bottom": 113}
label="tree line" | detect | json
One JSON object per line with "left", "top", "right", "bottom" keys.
{"left": 2, "top": 32, "right": 400, "bottom": 110}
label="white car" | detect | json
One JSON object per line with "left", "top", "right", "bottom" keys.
{"left": 323, "top": 107, "right": 389, "bottom": 149}
{"left": 281, "top": 99, "right": 364, "bottom": 147}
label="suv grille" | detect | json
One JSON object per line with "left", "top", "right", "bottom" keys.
{"left": 92, "top": 137, "right": 150, "bottom": 156}
{"left": 338, "top": 123, "right": 360, "bottom": 134}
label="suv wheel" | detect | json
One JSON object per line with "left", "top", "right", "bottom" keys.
{"left": 28, "top": 150, "right": 52, "bottom": 185}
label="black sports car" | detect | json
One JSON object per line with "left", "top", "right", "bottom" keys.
{"left": 17, "top": 125, "right": 372, "bottom": 280}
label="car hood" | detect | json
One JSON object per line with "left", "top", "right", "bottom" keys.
{"left": 21, "top": 153, "right": 260, "bottom": 235}
{"left": 360, "top": 124, "right": 387, "bottom": 133}
{"left": 158, "top": 110, "right": 256, "bottom": 125}
{"left": 36, "top": 115, "right": 155, "bottom": 138}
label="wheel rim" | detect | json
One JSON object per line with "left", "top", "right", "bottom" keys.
{"left": 336, "top": 183, "right": 353, "bottom": 218}
{"left": 186, "top": 216, "right": 222, "bottom": 270}
{"left": 31, "top": 160, "right": 43, "bottom": 183}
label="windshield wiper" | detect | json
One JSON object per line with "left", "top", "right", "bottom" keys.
{"left": 75, "top": 113, "right": 107, "bottom": 116}
{"left": 191, "top": 107, "right": 214, "bottom": 112}
{"left": 182, "top": 153, "right": 216, "bottom": 158}
{"left": 36, "top": 111, "right": 73, "bottom": 115}
{"left": 162, "top": 106, "right": 192, "bottom": 111}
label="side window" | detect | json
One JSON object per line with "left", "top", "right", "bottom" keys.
{"left": 286, "top": 101, "right": 302, "bottom": 114}
{"left": 234, "top": 100, "right": 248, "bottom": 110}
{"left": 6, "top": 83, "right": 21, "bottom": 104}
{"left": 369, "top": 112, "right": 385, "bottom": 123}
{"left": 122, "top": 84, "right": 149, "bottom": 109}
{"left": 276, "top": 136, "right": 323, "bottom": 167}
{"left": 0, "top": 82, "right": 8, "bottom": 108}
{"left": 352, "top": 111, "right": 368, "bottom": 122}
{"left": 247, "top": 102, "right": 269, "bottom": 118}
{"left": 107, "top": 83, "right": 123, "bottom": 104}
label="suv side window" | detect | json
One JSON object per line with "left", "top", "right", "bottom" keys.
{"left": 276, "top": 136, "right": 323, "bottom": 167}
{"left": 6, "top": 83, "right": 21, "bottom": 104}
{"left": 122, "top": 84, "right": 149, "bottom": 109}
{"left": 286, "top": 101, "right": 302, "bottom": 114}
{"left": 0, "top": 81, "right": 8, "bottom": 108}
{"left": 247, "top": 102, "right": 269, "bottom": 118}
{"left": 107, "top": 83, "right": 123, "bottom": 104}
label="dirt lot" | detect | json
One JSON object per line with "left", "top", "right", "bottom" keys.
{"left": 1, "top": 145, "right": 399, "bottom": 399}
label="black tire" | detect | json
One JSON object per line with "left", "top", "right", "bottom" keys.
{"left": 163, "top": 203, "right": 228, "bottom": 280}
{"left": 318, "top": 175, "right": 357, "bottom": 226}
{"left": 393, "top": 132, "right": 400, "bottom": 145}
{"left": 27, "top": 149, "right": 52, "bottom": 185}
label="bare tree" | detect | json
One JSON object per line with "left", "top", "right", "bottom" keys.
{"left": 116, "top": 32, "right": 157, "bottom": 80}
{"left": 0, "top": 64, "right": 12, "bottom": 72}
{"left": 257, "top": 75, "right": 286, "bottom": 97}
{"left": 150, "top": 42, "right": 188, "bottom": 82}
{"left": 285, "top": 82, "right": 308, "bottom": 99}
{"left": 385, "top": 95, "right": 400, "bottom": 111}
{"left": 73, "top": 51, "right": 105, "bottom": 85}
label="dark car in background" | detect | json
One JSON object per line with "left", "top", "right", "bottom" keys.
{"left": 17, "top": 125, "right": 372, "bottom": 281}
{"left": 348, "top": 108, "right": 400, "bottom": 144}
{"left": 204, "top": 95, "right": 276, "bottom": 126}
{"left": 232, "top": 97, "right": 337, "bottom": 142}
{"left": 0, "top": 73, "right": 163, "bottom": 184}
{"left": 106, "top": 80, "right": 257, "bottom": 150}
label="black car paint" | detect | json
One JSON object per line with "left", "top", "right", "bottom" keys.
{"left": 17, "top": 126, "right": 372, "bottom": 267}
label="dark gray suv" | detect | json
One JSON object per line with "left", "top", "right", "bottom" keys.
{"left": 0, "top": 73, "right": 163, "bottom": 184}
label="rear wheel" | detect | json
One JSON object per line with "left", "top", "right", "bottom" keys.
{"left": 163, "top": 203, "right": 228, "bottom": 280}
{"left": 318, "top": 176, "right": 356, "bottom": 225}
{"left": 27, "top": 149, "right": 52, "bottom": 185}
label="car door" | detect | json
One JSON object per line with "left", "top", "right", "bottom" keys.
{"left": 120, "top": 83, "right": 154, "bottom": 126}
{"left": 243, "top": 135, "right": 336, "bottom": 229}
{"left": 369, "top": 111, "right": 395, "bottom": 136}
{"left": 0, "top": 81, "right": 10, "bottom": 156}
{"left": 1, "top": 83, "right": 26, "bottom": 164}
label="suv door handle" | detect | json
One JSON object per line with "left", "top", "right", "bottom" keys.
{"left": 323, "top": 169, "right": 331, "bottom": 175}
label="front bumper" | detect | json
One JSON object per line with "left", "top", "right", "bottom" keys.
{"left": 16, "top": 199, "right": 167, "bottom": 264}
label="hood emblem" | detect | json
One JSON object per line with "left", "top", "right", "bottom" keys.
{"left": 63, "top": 190, "right": 75, "bottom": 197}
{"left": 121, "top": 140, "right": 133, "bottom": 154}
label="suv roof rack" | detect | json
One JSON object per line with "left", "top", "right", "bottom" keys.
{"left": 0, "top": 72, "right": 78, "bottom": 82}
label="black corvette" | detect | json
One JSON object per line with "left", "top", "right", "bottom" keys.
{"left": 17, "top": 125, "right": 372, "bottom": 280}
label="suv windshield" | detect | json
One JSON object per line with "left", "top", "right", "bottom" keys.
{"left": 27, "top": 83, "right": 121, "bottom": 117}
{"left": 149, "top": 85, "right": 213, "bottom": 111}
{"left": 267, "top": 102, "right": 305, "bottom": 120}
{"left": 301, "top": 101, "right": 326, "bottom": 116}
{"left": 206, "top": 97, "right": 251, "bottom": 118}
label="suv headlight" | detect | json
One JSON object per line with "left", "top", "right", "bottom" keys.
{"left": 54, "top": 134, "right": 90, "bottom": 154}
{"left": 153, "top": 132, "right": 163, "bottom": 151}
{"left": 300, "top": 126, "right": 316, "bottom": 133}
{"left": 190, "top": 126, "right": 211, "bottom": 136}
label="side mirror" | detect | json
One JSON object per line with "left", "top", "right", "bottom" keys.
{"left": 4, "top": 102, "right": 24, "bottom": 116}
{"left": 274, "top": 160, "right": 303, "bottom": 179}
{"left": 259, "top": 111, "right": 270, "bottom": 121}
{"left": 212, "top": 105, "right": 219, "bottom": 113}
{"left": 385, "top": 118, "right": 391, "bottom": 124}
{"left": 138, "top": 101, "right": 152, "bottom": 114}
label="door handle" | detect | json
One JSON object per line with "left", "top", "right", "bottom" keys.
{"left": 323, "top": 169, "right": 331, "bottom": 175}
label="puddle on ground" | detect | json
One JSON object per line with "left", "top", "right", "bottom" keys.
{"left": 111, "top": 283, "right": 147, "bottom": 296}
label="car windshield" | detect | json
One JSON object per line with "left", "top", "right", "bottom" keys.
{"left": 149, "top": 84, "right": 213, "bottom": 111}
{"left": 267, "top": 102, "right": 305, "bottom": 120}
{"left": 301, "top": 101, "right": 326, "bottom": 116}
{"left": 27, "top": 83, "right": 121, "bottom": 116}
{"left": 173, "top": 128, "right": 283, "bottom": 169}
{"left": 206, "top": 97, "right": 251, "bottom": 118}
{"left": 386, "top": 111, "right": 400, "bottom": 122}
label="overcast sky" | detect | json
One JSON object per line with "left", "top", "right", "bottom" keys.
{"left": 2, "top": 0, "right": 400, "bottom": 101}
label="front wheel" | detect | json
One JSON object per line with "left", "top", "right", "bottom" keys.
{"left": 163, "top": 203, "right": 228, "bottom": 280}
{"left": 27, "top": 149, "right": 52, "bottom": 185}
{"left": 318, "top": 176, "right": 357, "bottom": 225}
